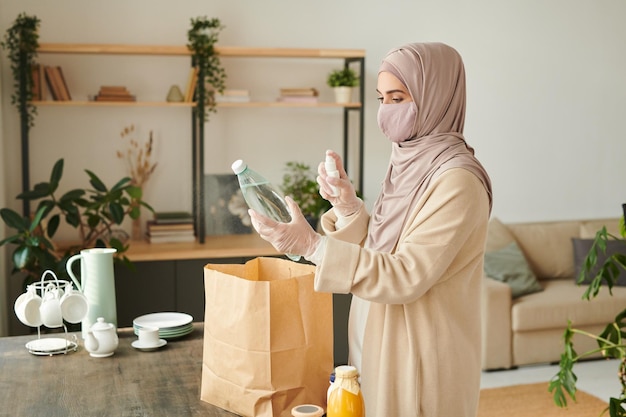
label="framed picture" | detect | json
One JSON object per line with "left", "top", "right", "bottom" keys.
{"left": 204, "top": 174, "right": 252, "bottom": 235}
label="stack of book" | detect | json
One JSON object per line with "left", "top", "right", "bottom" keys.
{"left": 42, "top": 65, "right": 72, "bottom": 101}
{"left": 95, "top": 86, "right": 136, "bottom": 102}
{"left": 277, "top": 87, "right": 319, "bottom": 104}
{"left": 215, "top": 89, "right": 251, "bottom": 103}
{"left": 146, "top": 211, "right": 195, "bottom": 243}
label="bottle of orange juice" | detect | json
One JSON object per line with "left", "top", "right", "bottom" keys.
{"left": 327, "top": 365, "right": 365, "bottom": 417}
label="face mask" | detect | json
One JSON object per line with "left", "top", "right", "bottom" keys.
{"left": 377, "top": 101, "right": 418, "bottom": 143}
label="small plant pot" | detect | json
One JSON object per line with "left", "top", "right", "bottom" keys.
{"left": 333, "top": 86, "right": 353, "bottom": 104}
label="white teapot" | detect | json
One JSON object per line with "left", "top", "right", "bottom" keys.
{"left": 84, "top": 317, "right": 119, "bottom": 357}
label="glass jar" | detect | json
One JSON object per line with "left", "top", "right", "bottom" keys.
{"left": 327, "top": 365, "right": 365, "bottom": 417}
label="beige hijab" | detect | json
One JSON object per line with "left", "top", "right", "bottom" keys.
{"left": 366, "top": 42, "right": 492, "bottom": 252}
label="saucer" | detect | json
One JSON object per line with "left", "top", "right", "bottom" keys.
{"left": 131, "top": 339, "right": 167, "bottom": 352}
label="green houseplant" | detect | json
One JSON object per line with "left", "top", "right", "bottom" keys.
{"left": 281, "top": 161, "right": 331, "bottom": 227}
{"left": 550, "top": 212, "right": 626, "bottom": 417}
{"left": 187, "top": 16, "right": 227, "bottom": 121}
{"left": 1, "top": 13, "right": 40, "bottom": 129}
{"left": 0, "top": 158, "right": 153, "bottom": 286}
{"left": 327, "top": 67, "right": 358, "bottom": 104}
{"left": 327, "top": 67, "right": 359, "bottom": 88}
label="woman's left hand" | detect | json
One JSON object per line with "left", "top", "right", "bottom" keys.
{"left": 249, "top": 196, "right": 322, "bottom": 259}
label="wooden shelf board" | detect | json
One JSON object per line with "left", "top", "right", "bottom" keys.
{"left": 32, "top": 100, "right": 361, "bottom": 108}
{"left": 124, "top": 233, "right": 280, "bottom": 262}
{"left": 37, "top": 43, "right": 365, "bottom": 59}
{"left": 32, "top": 101, "right": 196, "bottom": 107}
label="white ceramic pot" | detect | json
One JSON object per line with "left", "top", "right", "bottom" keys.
{"left": 333, "top": 86, "right": 353, "bottom": 104}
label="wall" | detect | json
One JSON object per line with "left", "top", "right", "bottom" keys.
{"left": 1, "top": 0, "right": 625, "bottom": 334}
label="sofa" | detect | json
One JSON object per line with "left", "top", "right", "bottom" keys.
{"left": 481, "top": 217, "right": 626, "bottom": 370}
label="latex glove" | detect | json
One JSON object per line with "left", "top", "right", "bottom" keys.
{"left": 317, "top": 150, "right": 363, "bottom": 217}
{"left": 249, "top": 196, "right": 322, "bottom": 259}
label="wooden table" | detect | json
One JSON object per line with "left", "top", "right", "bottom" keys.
{"left": 0, "top": 323, "right": 239, "bottom": 416}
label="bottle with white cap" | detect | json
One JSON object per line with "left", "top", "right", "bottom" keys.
{"left": 324, "top": 151, "right": 340, "bottom": 197}
{"left": 231, "top": 159, "right": 300, "bottom": 261}
{"left": 327, "top": 365, "right": 365, "bottom": 417}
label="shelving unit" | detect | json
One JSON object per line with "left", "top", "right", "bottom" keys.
{"left": 20, "top": 43, "right": 365, "bottom": 247}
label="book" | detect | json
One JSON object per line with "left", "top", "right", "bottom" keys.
{"left": 54, "top": 66, "right": 72, "bottom": 100}
{"left": 147, "top": 233, "right": 196, "bottom": 244}
{"left": 152, "top": 211, "right": 194, "bottom": 224}
{"left": 95, "top": 85, "right": 136, "bottom": 102}
{"left": 44, "top": 66, "right": 62, "bottom": 100}
{"left": 184, "top": 67, "right": 199, "bottom": 102}
{"left": 147, "top": 220, "right": 194, "bottom": 232}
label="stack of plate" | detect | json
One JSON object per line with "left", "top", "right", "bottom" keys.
{"left": 133, "top": 312, "right": 194, "bottom": 340}
{"left": 25, "top": 337, "right": 78, "bottom": 356}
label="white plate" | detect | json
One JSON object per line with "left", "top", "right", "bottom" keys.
{"left": 133, "top": 312, "right": 193, "bottom": 330}
{"left": 26, "top": 338, "right": 78, "bottom": 355}
{"left": 133, "top": 323, "right": 193, "bottom": 340}
{"left": 132, "top": 339, "right": 167, "bottom": 351}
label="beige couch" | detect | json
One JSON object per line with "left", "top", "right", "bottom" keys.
{"left": 481, "top": 217, "right": 626, "bottom": 370}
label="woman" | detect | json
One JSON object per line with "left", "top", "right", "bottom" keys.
{"left": 249, "top": 42, "right": 492, "bottom": 417}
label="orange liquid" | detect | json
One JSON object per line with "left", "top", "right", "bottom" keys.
{"left": 327, "top": 387, "right": 365, "bottom": 417}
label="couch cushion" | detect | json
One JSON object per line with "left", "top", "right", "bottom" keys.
{"left": 580, "top": 218, "right": 621, "bottom": 238}
{"left": 484, "top": 242, "right": 543, "bottom": 298}
{"left": 572, "top": 237, "right": 626, "bottom": 286}
{"left": 485, "top": 217, "right": 515, "bottom": 252}
{"left": 511, "top": 279, "right": 626, "bottom": 332}
{"left": 508, "top": 221, "right": 580, "bottom": 279}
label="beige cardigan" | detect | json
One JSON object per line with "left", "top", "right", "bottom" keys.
{"left": 316, "top": 168, "right": 490, "bottom": 417}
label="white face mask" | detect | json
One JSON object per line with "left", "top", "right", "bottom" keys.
{"left": 377, "top": 102, "right": 418, "bottom": 143}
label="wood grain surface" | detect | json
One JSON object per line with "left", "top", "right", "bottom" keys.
{"left": 0, "top": 323, "right": 239, "bottom": 417}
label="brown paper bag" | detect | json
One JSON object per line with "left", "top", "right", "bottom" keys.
{"left": 201, "top": 257, "right": 334, "bottom": 417}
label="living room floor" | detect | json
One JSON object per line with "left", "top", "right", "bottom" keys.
{"left": 480, "top": 358, "right": 621, "bottom": 402}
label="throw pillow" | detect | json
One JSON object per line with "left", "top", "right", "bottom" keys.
{"left": 571, "top": 238, "right": 626, "bottom": 286}
{"left": 484, "top": 241, "right": 543, "bottom": 298}
{"left": 485, "top": 217, "right": 516, "bottom": 252}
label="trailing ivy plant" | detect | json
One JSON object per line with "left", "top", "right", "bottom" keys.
{"left": 550, "top": 220, "right": 626, "bottom": 417}
{"left": 0, "top": 158, "right": 153, "bottom": 285}
{"left": 187, "top": 16, "right": 227, "bottom": 121}
{"left": 1, "top": 13, "right": 40, "bottom": 128}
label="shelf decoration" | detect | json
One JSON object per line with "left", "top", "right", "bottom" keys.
{"left": 116, "top": 124, "right": 157, "bottom": 240}
{"left": 1, "top": 13, "right": 40, "bottom": 127}
{"left": 186, "top": 16, "right": 227, "bottom": 121}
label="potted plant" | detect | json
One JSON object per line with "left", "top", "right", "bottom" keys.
{"left": 327, "top": 67, "right": 359, "bottom": 104}
{"left": 550, "top": 207, "right": 626, "bottom": 417}
{"left": 0, "top": 158, "right": 153, "bottom": 287}
{"left": 187, "top": 16, "right": 227, "bottom": 121}
{"left": 281, "top": 161, "right": 331, "bottom": 229}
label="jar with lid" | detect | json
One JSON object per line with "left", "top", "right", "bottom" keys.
{"left": 327, "top": 365, "right": 365, "bottom": 417}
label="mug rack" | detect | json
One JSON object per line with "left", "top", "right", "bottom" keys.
{"left": 19, "top": 271, "right": 81, "bottom": 356}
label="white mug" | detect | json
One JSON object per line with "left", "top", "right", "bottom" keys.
{"left": 14, "top": 286, "right": 42, "bottom": 327}
{"left": 137, "top": 326, "right": 160, "bottom": 347}
{"left": 39, "top": 284, "right": 64, "bottom": 328}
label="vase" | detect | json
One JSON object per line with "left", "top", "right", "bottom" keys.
{"left": 132, "top": 216, "right": 143, "bottom": 241}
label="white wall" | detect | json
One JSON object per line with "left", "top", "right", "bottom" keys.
{"left": 1, "top": 0, "right": 625, "bottom": 332}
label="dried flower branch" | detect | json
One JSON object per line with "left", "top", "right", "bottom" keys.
{"left": 116, "top": 124, "right": 157, "bottom": 188}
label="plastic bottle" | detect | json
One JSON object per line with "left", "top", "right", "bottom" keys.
{"left": 231, "top": 159, "right": 300, "bottom": 262}
{"left": 324, "top": 152, "right": 340, "bottom": 197}
{"left": 327, "top": 365, "right": 365, "bottom": 417}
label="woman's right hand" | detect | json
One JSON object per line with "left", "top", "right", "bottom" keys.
{"left": 317, "top": 150, "right": 363, "bottom": 217}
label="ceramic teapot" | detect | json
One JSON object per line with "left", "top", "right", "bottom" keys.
{"left": 84, "top": 317, "right": 119, "bottom": 357}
